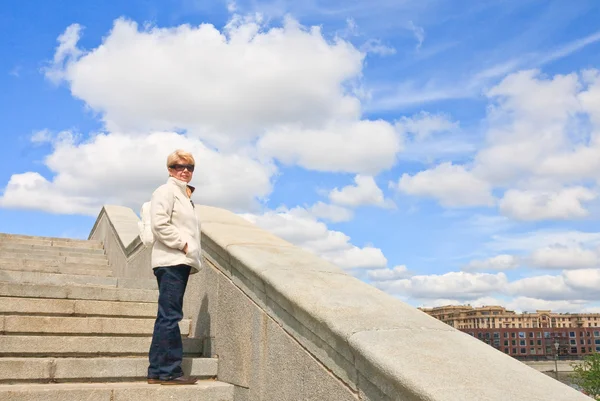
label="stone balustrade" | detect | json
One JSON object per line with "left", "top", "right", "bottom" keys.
{"left": 90, "top": 204, "right": 591, "bottom": 401}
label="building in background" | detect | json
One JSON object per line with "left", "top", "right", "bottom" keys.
{"left": 420, "top": 305, "right": 600, "bottom": 360}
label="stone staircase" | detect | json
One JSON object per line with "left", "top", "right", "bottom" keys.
{"left": 0, "top": 233, "right": 234, "bottom": 400}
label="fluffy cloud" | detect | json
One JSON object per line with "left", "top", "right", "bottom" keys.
{"left": 258, "top": 120, "right": 401, "bottom": 174}
{"left": 463, "top": 254, "right": 519, "bottom": 272}
{"left": 374, "top": 271, "right": 508, "bottom": 300}
{"left": 528, "top": 246, "right": 600, "bottom": 269}
{"left": 42, "top": 17, "right": 405, "bottom": 176}
{"left": 360, "top": 39, "right": 396, "bottom": 56}
{"left": 499, "top": 187, "right": 596, "bottom": 221}
{"left": 508, "top": 269, "right": 600, "bottom": 303}
{"left": 420, "top": 296, "right": 594, "bottom": 313}
{"left": 241, "top": 208, "right": 387, "bottom": 270}
{"left": 367, "top": 265, "right": 411, "bottom": 281}
{"left": 0, "top": 172, "right": 99, "bottom": 215}
{"left": 488, "top": 230, "right": 600, "bottom": 253}
{"left": 395, "top": 162, "right": 494, "bottom": 207}
{"left": 396, "top": 111, "right": 472, "bottom": 164}
{"left": 507, "top": 275, "right": 569, "bottom": 300}
{"left": 504, "top": 297, "right": 590, "bottom": 314}
{"left": 394, "top": 69, "right": 600, "bottom": 222}
{"left": 0, "top": 131, "right": 274, "bottom": 214}
{"left": 396, "top": 111, "right": 458, "bottom": 140}
{"left": 308, "top": 202, "right": 353, "bottom": 223}
{"left": 1, "top": 16, "right": 411, "bottom": 218}
{"left": 46, "top": 17, "right": 364, "bottom": 142}
{"left": 478, "top": 70, "right": 593, "bottom": 189}
{"left": 328, "top": 175, "right": 394, "bottom": 208}
{"left": 563, "top": 269, "right": 600, "bottom": 293}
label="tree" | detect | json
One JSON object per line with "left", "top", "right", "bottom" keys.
{"left": 572, "top": 353, "right": 600, "bottom": 400}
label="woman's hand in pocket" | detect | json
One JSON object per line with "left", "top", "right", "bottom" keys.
{"left": 182, "top": 243, "right": 188, "bottom": 254}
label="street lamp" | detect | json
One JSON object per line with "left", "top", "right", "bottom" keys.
{"left": 554, "top": 341, "right": 560, "bottom": 380}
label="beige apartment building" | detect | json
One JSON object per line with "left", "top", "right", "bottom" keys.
{"left": 420, "top": 305, "right": 600, "bottom": 330}
{"left": 420, "top": 305, "right": 600, "bottom": 360}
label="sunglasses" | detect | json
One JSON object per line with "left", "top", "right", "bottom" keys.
{"left": 169, "top": 164, "right": 195, "bottom": 172}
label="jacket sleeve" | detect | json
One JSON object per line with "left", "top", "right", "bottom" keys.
{"left": 150, "top": 186, "right": 186, "bottom": 250}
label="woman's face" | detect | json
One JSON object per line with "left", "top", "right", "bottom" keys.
{"left": 168, "top": 159, "right": 194, "bottom": 183}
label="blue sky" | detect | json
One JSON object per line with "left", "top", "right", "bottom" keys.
{"left": 2, "top": 0, "right": 600, "bottom": 312}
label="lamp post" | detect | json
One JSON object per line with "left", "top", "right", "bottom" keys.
{"left": 554, "top": 341, "right": 560, "bottom": 380}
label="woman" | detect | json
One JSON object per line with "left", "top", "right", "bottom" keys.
{"left": 147, "top": 149, "right": 201, "bottom": 385}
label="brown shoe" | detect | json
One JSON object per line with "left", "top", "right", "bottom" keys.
{"left": 159, "top": 376, "right": 198, "bottom": 385}
{"left": 147, "top": 378, "right": 160, "bottom": 384}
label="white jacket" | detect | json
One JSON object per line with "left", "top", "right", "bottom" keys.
{"left": 150, "top": 177, "right": 201, "bottom": 273}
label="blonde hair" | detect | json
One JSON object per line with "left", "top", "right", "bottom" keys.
{"left": 166, "top": 149, "right": 195, "bottom": 168}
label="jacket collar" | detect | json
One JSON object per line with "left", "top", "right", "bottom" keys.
{"left": 168, "top": 176, "right": 195, "bottom": 194}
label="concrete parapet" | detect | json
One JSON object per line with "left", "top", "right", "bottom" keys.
{"left": 93, "top": 205, "right": 591, "bottom": 401}
{"left": 88, "top": 205, "right": 152, "bottom": 280}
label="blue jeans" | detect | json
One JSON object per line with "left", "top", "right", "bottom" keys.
{"left": 148, "top": 264, "right": 191, "bottom": 380}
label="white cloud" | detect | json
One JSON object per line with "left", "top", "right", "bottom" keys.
{"left": 563, "top": 269, "right": 600, "bottom": 293}
{"left": 3, "top": 16, "right": 414, "bottom": 216}
{"left": 391, "top": 69, "right": 600, "bottom": 223}
{"left": 504, "top": 297, "right": 589, "bottom": 314}
{"left": 395, "top": 162, "right": 495, "bottom": 208}
{"left": 528, "top": 246, "right": 599, "bottom": 269}
{"left": 420, "top": 296, "right": 593, "bottom": 313}
{"left": 396, "top": 111, "right": 458, "bottom": 140}
{"left": 407, "top": 21, "right": 424, "bottom": 50}
{"left": 258, "top": 120, "right": 401, "bottom": 174}
{"left": 309, "top": 202, "right": 353, "bottom": 223}
{"left": 0, "top": 131, "right": 275, "bottom": 214}
{"left": 418, "top": 296, "right": 505, "bottom": 309}
{"left": 327, "top": 246, "right": 388, "bottom": 270}
{"left": 45, "top": 17, "right": 366, "bottom": 149}
{"left": 397, "top": 111, "right": 472, "bottom": 164}
{"left": 474, "top": 71, "right": 582, "bottom": 186}
{"left": 463, "top": 254, "right": 519, "bottom": 272}
{"left": 226, "top": 1, "right": 237, "bottom": 13}
{"left": 329, "top": 175, "right": 394, "bottom": 208}
{"left": 499, "top": 187, "right": 596, "bottom": 221}
{"left": 374, "top": 271, "right": 508, "bottom": 300}
{"left": 368, "top": 265, "right": 410, "bottom": 281}
{"left": 580, "top": 69, "right": 600, "bottom": 127}
{"left": 361, "top": 39, "right": 396, "bottom": 56}
{"left": 45, "top": 23, "right": 83, "bottom": 84}
{"left": 0, "top": 172, "right": 99, "bottom": 215}
{"left": 488, "top": 229, "right": 600, "bottom": 254}
{"left": 508, "top": 275, "right": 581, "bottom": 301}
{"left": 486, "top": 69, "right": 581, "bottom": 126}
{"left": 241, "top": 208, "right": 387, "bottom": 270}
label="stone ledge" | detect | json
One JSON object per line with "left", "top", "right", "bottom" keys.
{"left": 93, "top": 204, "right": 590, "bottom": 401}
{"left": 196, "top": 205, "right": 590, "bottom": 401}
{"left": 89, "top": 206, "right": 142, "bottom": 254}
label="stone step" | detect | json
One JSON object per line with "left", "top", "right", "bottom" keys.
{"left": 0, "top": 242, "right": 106, "bottom": 255}
{"left": 0, "top": 270, "right": 115, "bottom": 287}
{"left": 0, "top": 234, "right": 104, "bottom": 250}
{"left": 0, "top": 247, "right": 107, "bottom": 260}
{"left": 0, "top": 357, "right": 217, "bottom": 383}
{"left": 0, "top": 254, "right": 109, "bottom": 266}
{"left": 0, "top": 282, "right": 158, "bottom": 303}
{"left": 0, "top": 270, "right": 156, "bottom": 290}
{"left": 0, "top": 262, "right": 112, "bottom": 277}
{"left": 0, "top": 336, "right": 203, "bottom": 357}
{"left": 0, "top": 316, "right": 189, "bottom": 336}
{"left": 0, "top": 380, "right": 234, "bottom": 401}
{"left": 0, "top": 297, "right": 157, "bottom": 317}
